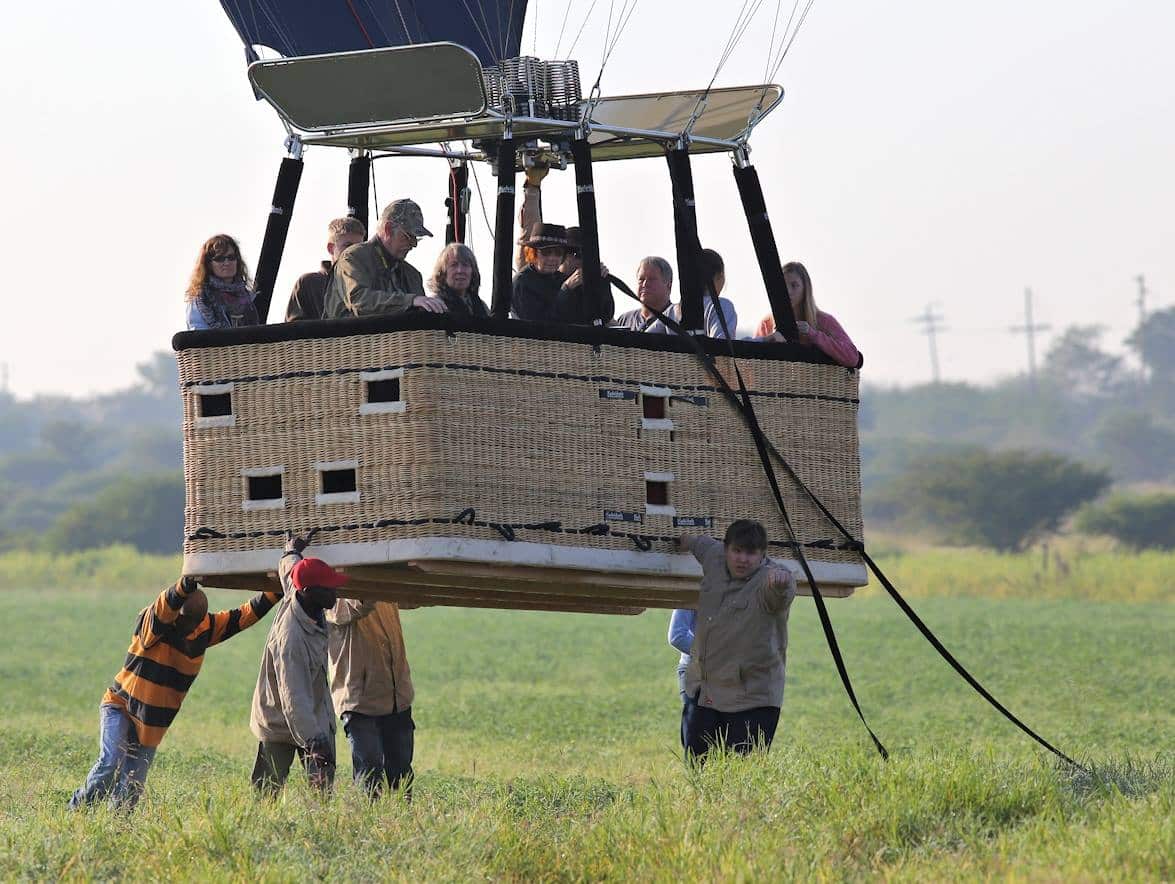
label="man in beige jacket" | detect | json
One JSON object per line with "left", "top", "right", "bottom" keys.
{"left": 327, "top": 597, "right": 416, "bottom": 798}
{"left": 249, "top": 549, "right": 348, "bottom": 795}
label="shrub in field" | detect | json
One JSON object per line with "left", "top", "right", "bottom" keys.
{"left": 44, "top": 473, "right": 185, "bottom": 554}
{"left": 877, "top": 449, "right": 1110, "bottom": 552}
{"left": 1075, "top": 492, "right": 1175, "bottom": 550}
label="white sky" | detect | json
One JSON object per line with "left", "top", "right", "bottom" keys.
{"left": 0, "top": 1, "right": 1171, "bottom": 398}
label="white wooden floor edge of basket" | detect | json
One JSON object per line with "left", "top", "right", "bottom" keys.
{"left": 184, "top": 536, "right": 868, "bottom": 587}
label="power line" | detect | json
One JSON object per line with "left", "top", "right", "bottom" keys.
{"left": 1008, "top": 287, "right": 1051, "bottom": 389}
{"left": 910, "top": 304, "right": 946, "bottom": 384}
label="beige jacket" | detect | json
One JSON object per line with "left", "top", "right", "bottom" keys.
{"left": 322, "top": 238, "right": 424, "bottom": 319}
{"left": 683, "top": 536, "right": 796, "bottom": 713}
{"left": 249, "top": 555, "right": 336, "bottom": 746}
{"left": 326, "top": 600, "right": 415, "bottom": 716}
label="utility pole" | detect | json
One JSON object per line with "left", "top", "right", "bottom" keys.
{"left": 1135, "top": 274, "right": 1148, "bottom": 326}
{"left": 0, "top": 362, "right": 8, "bottom": 394}
{"left": 911, "top": 304, "right": 946, "bottom": 384}
{"left": 1009, "top": 287, "right": 1051, "bottom": 388}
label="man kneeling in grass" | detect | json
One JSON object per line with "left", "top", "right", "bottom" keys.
{"left": 678, "top": 520, "right": 797, "bottom": 763}
{"left": 70, "top": 577, "right": 282, "bottom": 810}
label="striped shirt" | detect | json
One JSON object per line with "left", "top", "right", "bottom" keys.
{"left": 102, "top": 580, "right": 281, "bottom": 747}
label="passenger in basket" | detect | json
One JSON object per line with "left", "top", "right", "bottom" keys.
{"left": 322, "top": 198, "right": 448, "bottom": 319}
{"left": 668, "top": 608, "right": 697, "bottom": 748}
{"left": 754, "top": 261, "right": 860, "bottom": 368}
{"left": 429, "top": 243, "right": 489, "bottom": 318}
{"left": 250, "top": 537, "right": 346, "bottom": 796}
{"left": 326, "top": 593, "right": 417, "bottom": 800}
{"left": 285, "top": 217, "right": 366, "bottom": 321}
{"left": 512, "top": 223, "right": 612, "bottom": 324}
{"left": 70, "top": 577, "right": 282, "bottom": 811}
{"left": 184, "top": 234, "right": 260, "bottom": 330}
{"left": 612, "top": 255, "right": 738, "bottom": 338}
{"left": 677, "top": 520, "right": 797, "bottom": 763}
{"left": 696, "top": 248, "right": 740, "bottom": 337}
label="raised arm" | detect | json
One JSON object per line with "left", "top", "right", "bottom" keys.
{"left": 141, "top": 577, "right": 196, "bottom": 647}
{"left": 759, "top": 562, "right": 798, "bottom": 613}
{"left": 326, "top": 597, "right": 376, "bottom": 628}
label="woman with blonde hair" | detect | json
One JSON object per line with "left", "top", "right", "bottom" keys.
{"left": 184, "top": 234, "right": 259, "bottom": 330}
{"left": 756, "top": 262, "right": 860, "bottom": 368}
{"left": 428, "top": 243, "right": 489, "bottom": 318}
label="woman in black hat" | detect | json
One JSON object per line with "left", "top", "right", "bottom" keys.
{"left": 511, "top": 223, "right": 613, "bottom": 325}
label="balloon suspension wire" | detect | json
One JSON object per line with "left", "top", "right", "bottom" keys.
{"left": 684, "top": 0, "right": 769, "bottom": 138}
{"left": 587, "top": 0, "right": 640, "bottom": 100}
{"left": 564, "top": 0, "right": 601, "bottom": 60}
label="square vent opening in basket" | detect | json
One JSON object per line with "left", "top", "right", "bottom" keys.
{"left": 321, "top": 467, "right": 357, "bottom": 495}
{"left": 642, "top": 393, "right": 667, "bottom": 420}
{"left": 198, "top": 391, "right": 232, "bottom": 417}
{"left": 367, "top": 377, "right": 401, "bottom": 404}
{"left": 246, "top": 473, "right": 283, "bottom": 502}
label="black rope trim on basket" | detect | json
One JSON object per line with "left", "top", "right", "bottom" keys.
{"left": 185, "top": 509, "right": 845, "bottom": 552}
{"left": 182, "top": 361, "right": 859, "bottom": 406}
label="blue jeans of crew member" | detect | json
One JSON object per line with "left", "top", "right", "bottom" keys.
{"left": 342, "top": 708, "right": 414, "bottom": 798}
{"left": 69, "top": 704, "right": 157, "bottom": 811}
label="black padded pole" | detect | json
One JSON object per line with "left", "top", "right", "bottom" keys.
{"left": 445, "top": 161, "right": 470, "bottom": 244}
{"left": 347, "top": 153, "right": 371, "bottom": 234}
{"left": 666, "top": 147, "right": 705, "bottom": 335}
{"left": 570, "top": 139, "right": 607, "bottom": 324}
{"left": 733, "top": 162, "right": 799, "bottom": 340}
{"left": 491, "top": 139, "right": 517, "bottom": 319}
{"left": 253, "top": 156, "right": 304, "bottom": 323}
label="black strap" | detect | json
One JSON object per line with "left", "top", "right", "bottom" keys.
{"left": 607, "top": 272, "right": 1084, "bottom": 769}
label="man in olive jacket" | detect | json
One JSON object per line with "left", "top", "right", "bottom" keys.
{"left": 321, "top": 198, "right": 448, "bottom": 319}
{"left": 327, "top": 599, "right": 416, "bottom": 797}
{"left": 679, "top": 519, "right": 797, "bottom": 763}
{"left": 249, "top": 548, "right": 348, "bottom": 795}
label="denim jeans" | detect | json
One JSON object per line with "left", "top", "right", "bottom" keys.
{"left": 342, "top": 708, "right": 414, "bottom": 798}
{"left": 69, "top": 704, "right": 157, "bottom": 811}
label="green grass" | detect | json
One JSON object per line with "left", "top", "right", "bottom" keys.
{"left": 0, "top": 552, "right": 1171, "bottom": 881}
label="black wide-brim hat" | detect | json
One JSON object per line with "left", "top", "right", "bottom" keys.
{"left": 522, "top": 222, "right": 568, "bottom": 248}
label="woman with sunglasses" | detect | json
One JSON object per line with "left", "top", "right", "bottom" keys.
{"left": 184, "top": 234, "right": 260, "bottom": 330}
{"left": 511, "top": 223, "right": 612, "bottom": 324}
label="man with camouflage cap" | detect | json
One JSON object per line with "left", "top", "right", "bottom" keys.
{"left": 322, "top": 198, "right": 449, "bottom": 319}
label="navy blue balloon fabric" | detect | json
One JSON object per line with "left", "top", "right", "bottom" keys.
{"left": 219, "top": 0, "right": 528, "bottom": 67}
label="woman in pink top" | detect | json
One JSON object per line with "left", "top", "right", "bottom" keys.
{"left": 756, "top": 262, "right": 860, "bottom": 368}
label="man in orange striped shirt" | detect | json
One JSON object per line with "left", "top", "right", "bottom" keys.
{"left": 70, "top": 576, "right": 282, "bottom": 810}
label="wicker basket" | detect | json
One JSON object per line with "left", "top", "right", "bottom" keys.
{"left": 175, "top": 318, "right": 865, "bottom": 614}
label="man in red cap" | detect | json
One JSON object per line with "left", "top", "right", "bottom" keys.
{"left": 249, "top": 537, "right": 349, "bottom": 795}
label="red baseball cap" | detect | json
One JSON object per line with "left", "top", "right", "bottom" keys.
{"left": 290, "top": 557, "right": 350, "bottom": 591}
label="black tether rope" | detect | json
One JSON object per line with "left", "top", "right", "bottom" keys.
{"left": 606, "top": 271, "right": 1084, "bottom": 769}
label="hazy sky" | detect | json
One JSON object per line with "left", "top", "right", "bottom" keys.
{"left": 1, "top": 1, "right": 1171, "bottom": 398}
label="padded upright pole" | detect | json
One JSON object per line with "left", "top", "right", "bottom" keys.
{"left": 733, "top": 163, "right": 798, "bottom": 340}
{"left": 253, "top": 155, "right": 304, "bottom": 323}
{"left": 571, "top": 139, "right": 606, "bottom": 324}
{"left": 347, "top": 153, "right": 371, "bottom": 234}
{"left": 666, "top": 147, "right": 705, "bottom": 335}
{"left": 491, "top": 139, "right": 517, "bottom": 319}
{"left": 446, "top": 161, "right": 470, "bottom": 244}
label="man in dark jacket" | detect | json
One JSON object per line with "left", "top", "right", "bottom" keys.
{"left": 285, "top": 217, "right": 366, "bottom": 321}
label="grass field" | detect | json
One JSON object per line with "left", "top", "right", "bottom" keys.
{"left": 0, "top": 548, "right": 1171, "bottom": 880}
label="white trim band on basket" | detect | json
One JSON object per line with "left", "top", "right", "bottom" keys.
{"left": 183, "top": 536, "right": 869, "bottom": 587}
